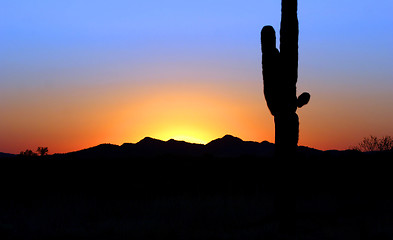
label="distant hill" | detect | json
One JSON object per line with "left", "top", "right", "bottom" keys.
{"left": 206, "top": 135, "right": 275, "bottom": 157}
{"left": 60, "top": 135, "right": 323, "bottom": 159}
{"left": 0, "top": 152, "right": 16, "bottom": 158}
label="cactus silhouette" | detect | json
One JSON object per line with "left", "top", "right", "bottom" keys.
{"left": 261, "top": 0, "right": 310, "bottom": 156}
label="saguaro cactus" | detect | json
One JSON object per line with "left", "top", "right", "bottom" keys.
{"left": 261, "top": 0, "right": 310, "bottom": 156}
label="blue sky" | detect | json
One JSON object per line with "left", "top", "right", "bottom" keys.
{"left": 1, "top": 0, "right": 392, "bottom": 84}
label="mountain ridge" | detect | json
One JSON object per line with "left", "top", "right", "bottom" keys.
{"left": 60, "top": 134, "right": 322, "bottom": 159}
{"left": 1, "top": 135, "right": 340, "bottom": 158}
{"left": 0, "top": 152, "right": 15, "bottom": 158}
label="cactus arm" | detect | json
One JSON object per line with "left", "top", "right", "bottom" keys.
{"left": 261, "top": 26, "right": 280, "bottom": 116}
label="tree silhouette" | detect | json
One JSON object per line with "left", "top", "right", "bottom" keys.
{"left": 19, "top": 147, "right": 49, "bottom": 157}
{"left": 19, "top": 149, "right": 38, "bottom": 157}
{"left": 352, "top": 135, "right": 393, "bottom": 152}
{"left": 37, "top": 147, "right": 49, "bottom": 156}
{"left": 261, "top": 0, "right": 310, "bottom": 156}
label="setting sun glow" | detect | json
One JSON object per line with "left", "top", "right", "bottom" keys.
{"left": 111, "top": 81, "right": 273, "bottom": 149}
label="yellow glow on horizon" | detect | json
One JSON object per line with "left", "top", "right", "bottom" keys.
{"left": 171, "top": 136, "right": 207, "bottom": 144}
{"left": 154, "top": 126, "right": 210, "bottom": 144}
{"left": 111, "top": 81, "right": 272, "bottom": 149}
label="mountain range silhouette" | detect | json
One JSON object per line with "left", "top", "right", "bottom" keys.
{"left": 57, "top": 134, "right": 324, "bottom": 159}
{"left": 0, "top": 152, "right": 15, "bottom": 158}
{"left": 0, "top": 135, "right": 368, "bottom": 159}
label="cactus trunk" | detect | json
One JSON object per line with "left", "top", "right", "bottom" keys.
{"left": 261, "top": 0, "right": 309, "bottom": 157}
{"left": 261, "top": 1, "right": 309, "bottom": 236}
{"left": 276, "top": 0, "right": 299, "bottom": 156}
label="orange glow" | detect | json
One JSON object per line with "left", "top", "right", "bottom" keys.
{"left": 2, "top": 67, "right": 392, "bottom": 154}
{"left": 112, "top": 81, "right": 273, "bottom": 147}
{"left": 0, "top": 77, "right": 274, "bottom": 154}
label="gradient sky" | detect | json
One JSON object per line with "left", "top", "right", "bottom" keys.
{"left": 1, "top": 0, "right": 393, "bottom": 154}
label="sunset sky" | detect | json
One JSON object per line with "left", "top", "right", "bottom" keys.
{"left": 1, "top": 0, "right": 393, "bottom": 154}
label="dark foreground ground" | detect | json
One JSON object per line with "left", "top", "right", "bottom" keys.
{"left": 1, "top": 151, "right": 392, "bottom": 239}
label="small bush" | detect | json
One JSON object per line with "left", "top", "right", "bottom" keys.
{"left": 37, "top": 147, "right": 49, "bottom": 156}
{"left": 352, "top": 135, "right": 393, "bottom": 152}
{"left": 19, "top": 149, "right": 38, "bottom": 157}
{"left": 19, "top": 147, "right": 49, "bottom": 157}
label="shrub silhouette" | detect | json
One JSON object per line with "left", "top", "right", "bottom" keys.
{"left": 37, "top": 147, "right": 49, "bottom": 156}
{"left": 19, "top": 147, "right": 49, "bottom": 157}
{"left": 19, "top": 149, "right": 38, "bottom": 157}
{"left": 352, "top": 135, "right": 393, "bottom": 152}
{"left": 261, "top": 0, "right": 310, "bottom": 156}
